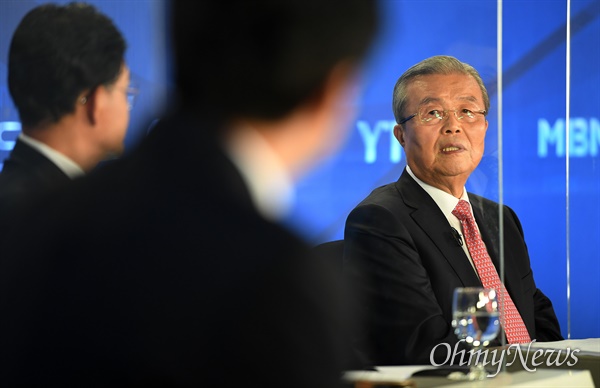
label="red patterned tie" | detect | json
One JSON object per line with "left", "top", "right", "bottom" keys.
{"left": 452, "top": 200, "right": 531, "bottom": 344}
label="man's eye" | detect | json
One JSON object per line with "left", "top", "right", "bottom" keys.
{"left": 462, "top": 109, "right": 475, "bottom": 118}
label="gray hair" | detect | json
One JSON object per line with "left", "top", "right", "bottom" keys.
{"left": 392, "top": 55, "right": 490, "bottom": 123}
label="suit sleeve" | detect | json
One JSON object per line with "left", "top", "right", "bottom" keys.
{"left": 343, "top": 203, "right": 467, "bottom": 366}
{"left": 532, "top": 289, "right": 564, "bottom": 341}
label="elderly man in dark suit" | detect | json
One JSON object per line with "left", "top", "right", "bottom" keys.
{"left": 343, "top": 55, "right": 562, "bottom": 367}
{"left": 0, "top": 3, "right": 131, "bottom": 219}
{"left": 0, "top": 1, "right": 379, "bottom": 387}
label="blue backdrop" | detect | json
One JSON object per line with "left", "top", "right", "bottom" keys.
{"left": 286, "top": 0, "right": 600, "bottom": 340}
{"left": 1, "top": 0, "right": 598, "bottom": 340}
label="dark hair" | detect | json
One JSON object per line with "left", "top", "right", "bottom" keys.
{"left": 392, "top": 55, "right": 490, "bottom": 124}
{"left": 171, "top": 0, "right": 379, "bottom": 121}
{"left": 8, "top": 2, "right": 127, "bottom": 128}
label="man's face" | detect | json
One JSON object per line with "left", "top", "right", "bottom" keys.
{"left": 395, "top": 73, "right": 488, "bottom": 190}
{"left": 96, "top": 64, "right": 131, "bottom": 158}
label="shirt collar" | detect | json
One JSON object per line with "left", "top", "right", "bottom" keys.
{"left": 18, "top": 132, "right": 85, "bottom": 179}
{"left": 223, "top": 126, "right": 294, "bottom": 221}
{"left": 406, "top": 165, "right": 470, "bottom": 221}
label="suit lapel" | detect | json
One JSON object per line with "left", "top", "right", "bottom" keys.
{"left": 396, "top": 170, "right": 481, "bottom": 287}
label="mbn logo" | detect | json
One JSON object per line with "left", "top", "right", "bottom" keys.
{"left": 538, "top": 118, "right": 600, "bottom": 157}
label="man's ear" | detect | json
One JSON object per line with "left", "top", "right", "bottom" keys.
{"left": 80, "top": 85, "right": 110, "bottom": 127}
{"left": 312, "top": 60, "right": 358, "bottom": 113}
{"left": 393, "top": 123, "right": 405, "bottom": 146}
{"left": 299, "top": 60, "right": 360, "bottom": 146}
{"left": 79, "top": 88, "right": 99, "bottom": 126}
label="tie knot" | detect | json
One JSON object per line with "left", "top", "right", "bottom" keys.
{"left": 452, "top": 199, "right": 471, "bottom": 221}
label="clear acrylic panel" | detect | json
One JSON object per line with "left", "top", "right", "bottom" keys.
{"left": 287, "top": 0, "right": 600, "bottom": 341}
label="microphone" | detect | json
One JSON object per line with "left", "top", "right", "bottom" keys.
{"left": 451, "top": 227, "right": 463, "bottom": 247}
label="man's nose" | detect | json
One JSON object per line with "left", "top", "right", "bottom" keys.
{"left": 443, "top": 111, "right": 462, "bottom": 133}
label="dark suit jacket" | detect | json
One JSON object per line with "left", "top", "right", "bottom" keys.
{"left": 343, "top": 168, "right": 562, "bottom": 366}
{"left": 0, "top": 138, "right": 71, "bottom": 218}
{"left": 0, "top": 115, "right": 348, "bottom": 387}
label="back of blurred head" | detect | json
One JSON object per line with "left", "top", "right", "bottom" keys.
{"left": 8, "top": 2, "right": 126, "bottom": 129}
{"left": 172, "top": 0, "right": 379, "bottom": 121}
{"left": 171, "top": 1, "right": 379, "bottom": 179}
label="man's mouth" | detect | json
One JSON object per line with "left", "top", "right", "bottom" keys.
{"left": 442, "top": 146, "right": 461, "bottom": 152}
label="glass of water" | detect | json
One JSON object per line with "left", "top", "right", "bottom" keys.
{"left": 451, "top": 287, "right": 500, "bottom": 380}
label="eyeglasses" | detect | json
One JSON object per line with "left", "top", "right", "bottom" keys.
{"left": 399, "top": 105, "right": 487, "bottom": 125}
{"left": 120, "top": 84, "right": 139, "bottom": 111}
{"left": 111, "top": 81, "right": 140, "bottom": 111}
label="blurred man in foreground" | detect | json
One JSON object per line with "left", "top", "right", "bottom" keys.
{"left": 0, "top": 1, "right": 379, "bottom": 386}
{"left": 0, "top": 3, "right": 131, "bottom": 218}
{"left": 343, "top": 55, "right": 562, "bottom": 366}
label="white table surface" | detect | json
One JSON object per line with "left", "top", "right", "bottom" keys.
{"left": 344, "top": 366, "right": 594, "bottom": 387}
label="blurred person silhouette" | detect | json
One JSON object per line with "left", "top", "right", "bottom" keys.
{"left": 0, "top": 2, "right": 132, "bottom": 219}
{"left": 343, "top": 55, "right": 562, "bottom": 366}
{"left": 0, "top": 1, "right": 379, "bottom": 387}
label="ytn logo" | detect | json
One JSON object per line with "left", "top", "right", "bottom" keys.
{"left": 356, "top": 120, "right": 403, "bottom": 163}
{"left": 0, "top": 121, "right": 21, "bottom": 151}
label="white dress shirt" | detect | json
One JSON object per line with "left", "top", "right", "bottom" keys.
{"left": 223, "top": 127, "right": 294, "bottom": 222}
